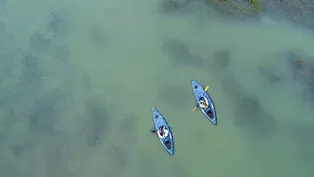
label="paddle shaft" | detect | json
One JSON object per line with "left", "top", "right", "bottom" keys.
{"left": 151, "top": 126, "right": 172, "bottom": 133}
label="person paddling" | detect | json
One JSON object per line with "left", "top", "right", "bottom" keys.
{"left": 151, "top": 125, "right": 169, "bottom": 138}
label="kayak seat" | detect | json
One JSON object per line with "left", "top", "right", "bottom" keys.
{"left": 206, "top": 109, "right": 214, "bottom": 119}
{"left": 165, "top": 140, "right": 172, "bottom": 150}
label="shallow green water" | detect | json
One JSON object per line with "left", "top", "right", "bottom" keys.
{"left": 0, "top": 0, "right": 314, "bottom": 177}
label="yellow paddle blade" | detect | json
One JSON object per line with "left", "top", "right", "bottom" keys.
{"left": 204, "top": 85, "right": 209, "bottom": 92}
{"left": 192, "top": 106, "right": 198, "bottom": 112}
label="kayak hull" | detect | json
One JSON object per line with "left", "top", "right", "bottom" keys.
{"left": 191, "top": 79, "right": 217, "bottom": 125}
{"left": 152, "top": 107, "right": 174, "bottom": 155}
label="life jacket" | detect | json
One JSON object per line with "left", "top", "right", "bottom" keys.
{"left": 199, "top": 98, "right": 209, "bottom": 109}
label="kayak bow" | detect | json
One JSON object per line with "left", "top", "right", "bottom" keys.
{"left": 191, "top": 79, "right": 217, "bottom": 125}
{"left": 152, "top": 107, "right": 174, "bottom": 155}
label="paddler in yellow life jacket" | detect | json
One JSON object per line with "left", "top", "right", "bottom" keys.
{"left": 198, "top": 96, "right": 209, "bottom": 109}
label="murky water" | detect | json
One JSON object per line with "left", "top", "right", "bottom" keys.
{"left": 0, "top": 0, "right": 314, "bottom": 177}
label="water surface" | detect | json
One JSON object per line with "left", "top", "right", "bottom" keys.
{"left": 0, "top": 0, "right": 313, "bottom": 177}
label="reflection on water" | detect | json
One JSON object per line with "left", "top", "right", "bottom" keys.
{"left": 0, "top": 0, "right": 313, "bottom": 177}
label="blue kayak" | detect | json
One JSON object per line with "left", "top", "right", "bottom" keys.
{"left": 191, "top": 79, "right": 217, "bottom": 125}
{"left": 152, "top": 107, "right": 174, "bottom": 155}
